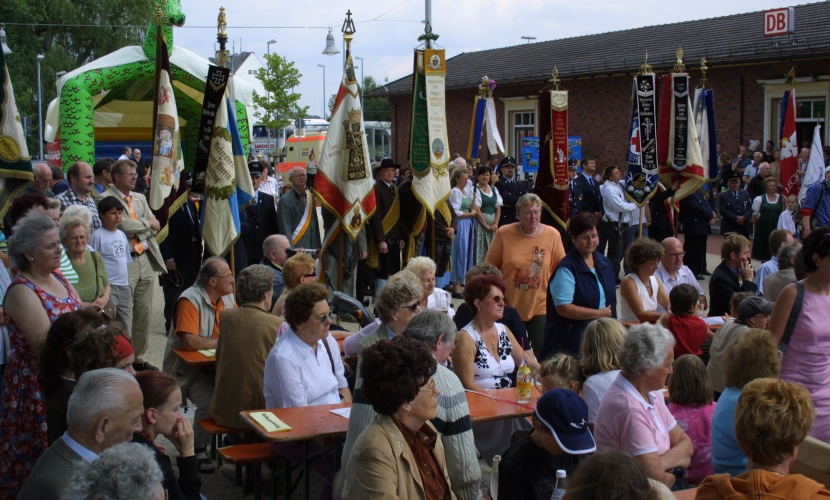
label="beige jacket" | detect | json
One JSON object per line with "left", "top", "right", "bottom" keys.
{"left": 343, "top": 415, "right": 456, "bottom": 500}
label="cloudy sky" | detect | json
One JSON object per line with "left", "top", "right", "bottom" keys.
{"left": 176, "top": 0, "right": 798, "bottom": 118}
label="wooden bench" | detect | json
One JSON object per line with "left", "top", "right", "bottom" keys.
{"left": 198, "top": 418, "right": 251, "bottom": 465}
{"left": 218, "top": 443, "right": 294, "bottom": 500}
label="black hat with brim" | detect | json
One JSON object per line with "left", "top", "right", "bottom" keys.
{"left": 373, "top": 158, "right": 401, "bottom": 173}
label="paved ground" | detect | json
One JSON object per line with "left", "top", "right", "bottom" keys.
{"left": 143, "top": 234, "right": 742, "bottom": 498}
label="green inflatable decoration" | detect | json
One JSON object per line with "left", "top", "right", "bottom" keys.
{"left": 51, "top": 0, "right": 253, "bottom": 169}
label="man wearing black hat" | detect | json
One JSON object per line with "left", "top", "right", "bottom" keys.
{"left": 240, "top": 161, "right": 279, "bottom": 266}
{"left": 368, "top": 158, "right": 405, "bottom": 289}
{"left": 719, "top": 173, "right": 753, "bottom": 238}
{"left": 495, "top": 156, "right": 528, "bottom": 227}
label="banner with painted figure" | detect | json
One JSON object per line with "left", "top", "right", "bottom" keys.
{"left": 799, "top": 124, "right": 825, "bottom": 206}
{"left": 149, "top": 25, "right": 186, "bottom": 244}
{"left": 314, "top": 55, "right": 376, "bottom": 243}
{"left": 409, "top": 49, "right": 452, "bottom": 227}
{"left": 0, "top": 47, "right": 34, "bottom": 218}
{"left": 625, "top": 75, "right": 659, "bottom": 206}
{"left": 657, "top": 74, "right": 705, "bottom": 203}
{"left": 533, "top": 87, "right": 569, "bottom": 230}
{"left": 780, "top": 89, "right": 800, "bottom": 196}
{"left": 693, "top": 88, "right": 718, "bottom": 183}
{"left": 201, "top": 79, "right": 255, "bottom": 257}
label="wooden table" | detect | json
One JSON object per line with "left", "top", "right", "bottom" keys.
{"left": 466, "top": 387, "right": 536, "bottom": 422}
{"left": 171, "top": 348, "right": 215, "bottom": 367}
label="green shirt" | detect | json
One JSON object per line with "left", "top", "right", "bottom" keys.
{"left": 69, "top": 250, "right": 108, "bottom": 303}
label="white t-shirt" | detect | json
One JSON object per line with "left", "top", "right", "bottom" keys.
{"left": 89, "top": 227, "right": 132, "bottom": 286}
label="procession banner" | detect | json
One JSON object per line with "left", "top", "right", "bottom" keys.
{"left": 780, "top": 89, "right": 800, "bottom": 196}
{"left": 466, "top": 97, "right": 486, "bottom": 161}
{"left": 658, "top": 74, "right": 705, "bottom": 202}
{"left": 533, "top": 87, "right": 569, "bottom": 230}
{"left": 799, "top": 124, "right": 824, "bottom": 205}
{"left": 409, "top": 49, "right": 451, "bottom": 224}
{"left": 693, "top": 88, "right": 718, "bottom": 182}
{"left": 625, "top": 77, "right": 659, "bottom": 206}
{"left": 0, "top": 45, "right": 34, "bottom": 218}
{"left": 149, "top": 24, "right": 186, "bottom": 243}
{"left": 191, "top": 65, "right": 231, "bottom": 194}
{"left": 314, "top": 55, "right": 376, "bottom": 242}
{"left": 484, "top": 96, "right": 504, "bottom": 155}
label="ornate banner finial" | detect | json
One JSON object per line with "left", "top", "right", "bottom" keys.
{"left": 639, "top": 53, "right": 653, "bottom": 75}
{"left": 153, "top": 1, "right": 166, "bottom": 26}
{"left": 785, "top": 67, "right": 797, "bottom": 89}
{"left": 673, "top": 47, "right": 685, "bottom": 73}
{"left": 341, "top": 10, "right": 356, "bottom": 56}
{"left": 215, "top": 7, "right": 229, "bottom": 68}
{"left": 698, "top": 57, "right": 709, "bottom": 88}
{"left": 550, "top": 67, "right": 561, "bottom": 90}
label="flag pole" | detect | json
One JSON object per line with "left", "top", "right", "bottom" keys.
{"left": 215, "top": 7, "right": 236, "bottom": 289}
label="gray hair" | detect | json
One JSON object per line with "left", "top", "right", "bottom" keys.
{"left": 59, "top": 208, "right": 92, "bottom": 241}
{"left": 8, "top": 213, "right": 58, "bottom": 271}
{"left": 60, "top": 442, "right": 163, "bottom": 500}
{"left": 405, "top": 256, "right": 437, "bottom": 280}
{"left": 777, "top": 242, "right": 802, "bottom": 270}
{"left": 618, "top": 324, "right": 676, "bottom": 376}
{"left": 515, "top": 193, "right": 542, "bottom": 214}
{"left": 236, "top": 264, "right": 274, "bottom": 304}
{"left": 375, "top": 279, "right": 422, "bottom": 324}
{"left": 263, "top": 234, "right": 289, "bottom": 256}
{"left": 197, "top": 256, "right": 226, "bottom": 287}
{"left": 402, "top": 309, "right": 458, "bottom": 351}
{"left": 66, "top": 368, "right": 140, "bottom": 431}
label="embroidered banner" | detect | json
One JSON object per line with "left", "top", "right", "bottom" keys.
{"left": 625, "top": 79, "right": 659, "bottom": 206}
{"left": 410, "top": 49, "right": 451, "bottom": 223}
{"left": 780, "top": 89, "right": 800, "bottom": 196}
{"left": 658, "top": 74, "right": 705, "bottom": 203}
{"left": 693, "top": 88, "right": 718, "bottom": 182}
{"left": 191, "top": 65, "right": 231, "bottom": 194}
{"left": 636, "top": 74, "right": 659, "bottom": 175}
{"left": 533, "top": 88, "right": 569, "bottom": 230}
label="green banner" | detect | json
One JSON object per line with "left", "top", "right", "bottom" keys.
{"left": 409, "top": 51, "right": 430, "bottom": 176}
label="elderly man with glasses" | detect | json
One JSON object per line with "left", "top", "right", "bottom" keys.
{"left": 655, "top": 237, "right": 707, "bottom": 314}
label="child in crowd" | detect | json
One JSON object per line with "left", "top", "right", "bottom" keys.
{"left": 579, "top": 318, "right": 626, "bottom": 427}
{"left": 89, "top": 197, "right": 132, "bottom": 333}
{"left": 777, "top": 194, "right": 799, "bottom": 238}
{"left": 667, "top": 355, "right": 716, "bottom": 484}
{"left": 537, "top": 353, "right": 582, "bottom": 395}
{"left": 498, "top": 389, "right": 596, "bottom": 500}
{"left": 660, "top": 284, "right": 711, "bottom": 358}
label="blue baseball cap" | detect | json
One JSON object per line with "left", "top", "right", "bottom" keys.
{"left": 536, "top": 389, "right": 596, "bottom": 454}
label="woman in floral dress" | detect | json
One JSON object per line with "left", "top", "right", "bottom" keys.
{"left": 0, "top": 213, "right": 82, "bottom": 497}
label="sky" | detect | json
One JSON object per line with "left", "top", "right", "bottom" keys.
{"left": 175, "top": 0, "right": 802, "bottom": 119}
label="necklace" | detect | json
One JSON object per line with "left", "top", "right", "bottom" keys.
{"left": 758, "top": 468, "right": 787, "bottom": 476}
{"left": 474, "top": 321, "right": 501, "bottom": 359}
{"left": 519, "top": 224, "right": 538, "bottom": 237}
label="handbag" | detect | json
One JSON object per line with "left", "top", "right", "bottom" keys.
{"left": 91, "top": 251, "right": 117, "bottom": 321}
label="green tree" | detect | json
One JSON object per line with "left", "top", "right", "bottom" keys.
{"left": 253, "top": 52, "right": 308, "bottom": 130}
{"left": 2, "top": 0, "right": 154, "bottom": 155}
{"left": 361, "top": 75, "right": 391, "bottom": 122}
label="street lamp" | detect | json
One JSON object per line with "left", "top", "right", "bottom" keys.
{"left": 317, "top": 64, "right": 326, "bottom": 119}
{"left": 36, "top": 54, "right": 44, "bottom": 160}
{"left": 266, "top": 39, "right": 277, "bottom": 55}
{"left": 521, "top": 36, "right": 536, "bottom": 44}
{"left": 322, "top": 28, "right": 340, "bottom": 56}
{"left": 0, "top": 24, "right": 11, "bottom": 55}
{"left": 355, "top": 56, "right": 364, "bottom": 110}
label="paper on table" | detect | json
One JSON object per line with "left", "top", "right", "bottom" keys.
{"left": 198, "top": 349, "right": 216, "bottom": 357}
{"left": 329, "top": 407, "right": 351, "bottom": 419}
{"left": 250, "top": 412, "right": 292, "bottom": 432}
{"left": 703, "top": 316, "right": 725, "bottom": 326}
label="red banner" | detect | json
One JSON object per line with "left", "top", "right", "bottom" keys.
{"left": 781, "top": 89, "right": 800, "bottom": 196}
{"left": 533, "top": 89, "right": 569, "bottom": 231}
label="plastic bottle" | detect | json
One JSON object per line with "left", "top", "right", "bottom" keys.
{"left": 516, "top": 355, "right": 532, "bottom": 404}
{"left": 489, "top": 455, "right": 501, "bottom": 500}
{"left": 550, "top": 469, "right": 568, "bottom": 499}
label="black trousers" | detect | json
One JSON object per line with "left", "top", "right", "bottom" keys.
{"left": 684, "top": 233, "right": 708, "bottom": 276}
{"left": 601, "top": 220, "right": 627, "bottom": 282}
{"left": 376, "top": 238, "right": 402, "bottom": 280}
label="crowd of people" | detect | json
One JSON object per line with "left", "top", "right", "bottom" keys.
{"left": 1, "top": 137, "right": 830, "bottom": 499}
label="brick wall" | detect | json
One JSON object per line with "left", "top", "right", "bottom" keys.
{"left": 386, "top": 57, "right": 830, "bottom": 167}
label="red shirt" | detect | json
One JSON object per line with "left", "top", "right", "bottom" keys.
{"left": 668, "top": 314, "right": 709, "bottom": 357}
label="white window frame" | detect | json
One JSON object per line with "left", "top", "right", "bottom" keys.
{"left": 501, "top": 96, "right": 539, "bottom": 161}
{"left": 760, "top": 76, "right": 830, "bottom": 146}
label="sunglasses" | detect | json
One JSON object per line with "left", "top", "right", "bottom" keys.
{"left": 317, "top": 311, "right": 332, "bottom": 324}
{"left": 485, "top": 295, "right": 505, "bottom": 304}
{"left": 400, "top": 302, "right": 420, "bottom": 312}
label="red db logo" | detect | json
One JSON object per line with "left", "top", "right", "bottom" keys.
{"left": 764, "top": 8, "right": 794, "bottom": 36}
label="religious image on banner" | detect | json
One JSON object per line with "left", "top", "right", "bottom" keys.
{"left": 625, "top": 74, "right": 659, "bottom": 206}
{"left": 148, "top": 26, "right": 186, "bottom": 243}
{"left": 314, "top": 52, "right": 376, "bottom": 242}
{"left": 0, "top": 46, "right": 34, "bottom": 218}
{"left": 533, "top": 73, "right": 570, "bottom": 231}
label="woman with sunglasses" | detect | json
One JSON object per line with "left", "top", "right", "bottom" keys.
{"left": 270, "top": 252, "right": 316, "bottom": 317}
{"left": 453, "top": 274, "right": 534, "bottom": 463}
{"left": 768, "top": 226, "right": 830, "bottom": 444}
{"left": 264, "top": 281, "right": 351, "bottom": 499}
{"left": 133, "top": 371, "right": 202, "bottom": 500}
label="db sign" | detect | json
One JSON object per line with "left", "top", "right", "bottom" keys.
{"left": 764, "top": 7, "right": 794, "bottom": 36}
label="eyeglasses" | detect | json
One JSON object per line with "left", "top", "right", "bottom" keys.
{"left": 317, "top": 311, "right": 332, "bottom": 324}
{"left": 669, "top": 252, "right": 686, "bottom": 258}
{"left": 419, "top": 379, "right": 438, "bottom": 396}
{"left": 520, "top": 210, "right": 541, "bottom": 217}
{"left": 400, "top": 302, "right": 420, "bottom": 312}
{"left": 486, "top": 295, "right": 505, "bottom": 304}
{"left": 303, "top": 273, "right": 316, "bottom": 278}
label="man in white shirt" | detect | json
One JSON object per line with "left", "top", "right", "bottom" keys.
{"left": 754, "top": 229, "right": 793, "bottom": 296}
{"left": 599, "top": 166, "right": 637, "bottom": 283}
{"left": 654, "top": 237, "right": 706, "bottom": 313}
{"left": 742, "top": 152, "right": 763, "bottom": 184}
{"left": 117, "top": 145, "right": 132, "bottom": 161}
